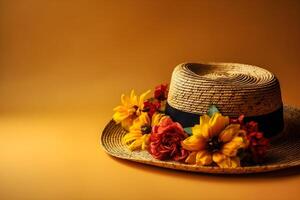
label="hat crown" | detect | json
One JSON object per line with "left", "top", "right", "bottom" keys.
{"left": 167, "top": 62, "right": 283, "bottom": 117}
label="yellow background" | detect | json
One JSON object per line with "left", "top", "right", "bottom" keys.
{"left": 1, "top": 0, "right": 300, "bottom": 199}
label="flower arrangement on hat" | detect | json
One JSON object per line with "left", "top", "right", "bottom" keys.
{"left": 113, "top": 84, "right": 269, "bottom": 168}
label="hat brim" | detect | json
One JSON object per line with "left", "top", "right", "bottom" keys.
{"left": 100, "top": 105, "right": 300, "bottom": 174}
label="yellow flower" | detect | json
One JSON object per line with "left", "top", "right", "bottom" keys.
{"left": 151, "top": 112, "right": 168, "bottom": 127}
{"left": 182, "top": 112, "right": 247, "bottom": 168}
{"left": 122, "top": 112, "right": 167, "bottom": 151}
{"left": 113, "top": 89, "right": 151, "bottom": 130}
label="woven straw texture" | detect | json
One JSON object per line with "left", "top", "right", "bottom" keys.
{"left": 101, "top": 106, "right": 300, "bottom": 174}
{"left": 167, "top": 63, "right": 283, "bottom": 117}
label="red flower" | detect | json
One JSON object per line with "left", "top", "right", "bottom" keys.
{"left": 243, "top": 120, "right": 259, "bottom": 133}
{"left": 148, "top": 118, "right": 188, "bottom": 161}
{"left": 230, "top": 115, "right": 269, "bottom": 164}
{"left": 154, "top": 84, "right": 169, "bottom": 101}
{"left": 143, "top": 99, "right": 161, "bottom": 118}
{"left": 244, "top": 121, "right": 269, "bottom": 163}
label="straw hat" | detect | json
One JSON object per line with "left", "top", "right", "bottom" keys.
{"left": 101, "top": 62, "right": 300, "bottom": 174}
{"left": 166, "top": 63, "right": 283, "bottom": 138}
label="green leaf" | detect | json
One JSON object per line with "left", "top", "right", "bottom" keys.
{"left": 184, "top": 127, "right": 193, "bottom": 136}
{"left": 207, "top": 105, "right": 219, "bottom": 117}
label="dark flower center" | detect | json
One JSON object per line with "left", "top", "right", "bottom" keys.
{"left": 141, "top": 125, "right": 152, "bottom": 134}
{"left": 156, "top": 94, "right": 166, "bottom": 101}
{"left": 206, "top": 136, "right": 222, "bottom": 153}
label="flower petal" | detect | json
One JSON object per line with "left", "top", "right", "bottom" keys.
{"left": 200, "top": 114, "right": 210, "bottom": 124}
{"left": 120, "top": 117, "right": 135, "bottom": 130}
{"left": 209, "top": 112, "right": 229, "bottom": 137}
{"left": 192, "top": 114, "right": 210, "bottom": 139}
{"left": 221, "top": 136, "right": 245, "bottom": 157}
{"left": 229, "top": 157, "right": 240, "bottom": 168}
{"left": 129, "top": 90, "right": 137, "bottom": 105}
{"left": 112, "top": 111, "right": 128, "bottom": 123}
{"left": 141, "top": 134, "right": 151, "bottom": 150}
{"left": 128, "top": 139, "right": 143, "bottom": 151}
{"left": 151, "top": 112, "right": 168, "bottom": 127}
{"left": 219, "top": 124, "right": 240, "bottom": 143}
{"left": 138, "top": 112, "right": 151, "bottom": 125}
{"left": 121, "top": 94, "right": 126, "bottom": 105}
{"left": 139, "top": 90, "right": 151, "bottom": 108}
{"left": 185, "top": 152, "right": 197, "bottom": 164}
{"left": 198, "top": 115, "right": 211, "bottom": 138}
{"left": 215, "top": 156, "right": 240, "bottom": 168}
{"left": 192, "top": 123, "right": 210, "bottom": 139}
{"left": 196, "top": 150, "right": 213, "bottom": 166}
{"left": 212, "top": 152, "right": 227, "bottom": 163}
{"left": 181, "top": 135, "right": 206, "bottom": 151}
{"left": 123, "top": 133, "right": 140, "bottom": 144}
{"left": 191, "top": 124, "right": 201, "bottom": 136}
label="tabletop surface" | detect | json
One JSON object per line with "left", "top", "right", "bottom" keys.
{"left": 1, "top": 1, "right": 300, "bottom": 200}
